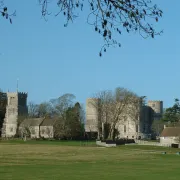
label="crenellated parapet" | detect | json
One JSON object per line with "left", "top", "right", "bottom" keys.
{"left": 147, "top": 100, "right": 163, "bottom": 119}
{"left": 18, "top": 92, "right": 28, "bottom": 96}
{"left": 148, "top": 100, "right": 163, "bottom": 103}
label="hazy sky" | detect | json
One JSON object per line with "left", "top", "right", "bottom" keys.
{"left": 0, "top": 0, "right": 179, "bottom": 108}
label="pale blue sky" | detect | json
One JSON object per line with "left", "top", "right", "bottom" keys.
{"left": 0, "top": 1, "right": 179, "bottom": 108}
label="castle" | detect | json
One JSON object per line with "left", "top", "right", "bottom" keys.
{"left": 0, "top": 91, "right": 28, "bottom": 137}
{"left": 85, "top": 98, "right": 163, "bottom": 139}
{"left": 0, "top": 90, "right": 163, "bottom": 140}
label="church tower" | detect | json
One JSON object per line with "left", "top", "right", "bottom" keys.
{"left": 1, "top": 92, "right": 28, "bottom": 137}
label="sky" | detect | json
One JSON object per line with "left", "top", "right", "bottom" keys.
{"left": 0, "top": 0, "right": 180, "bottom": 108}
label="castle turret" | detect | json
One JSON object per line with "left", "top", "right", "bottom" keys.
{"left": 147, "top": 100, "right": 163, "bottom": 121}
{"left": 85, "top": 98, "right": 99, "bottom": 137}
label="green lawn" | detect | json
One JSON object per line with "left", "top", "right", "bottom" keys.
{"left": 0, "top": 141, "right": 180, "bottom": 180}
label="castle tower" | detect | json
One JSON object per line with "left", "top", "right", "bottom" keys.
{"left": 85, "top": 98, "right": 99, "bottom": 134}
{"left": 1, "top": 92, "right": 28, "bottom": 137}
{"left": 147, "top": 100, "right": 163, "bottom": 121}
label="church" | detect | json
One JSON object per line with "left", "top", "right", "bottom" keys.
{"left": 0, "top": 91, "right": 28, "bottom": 137}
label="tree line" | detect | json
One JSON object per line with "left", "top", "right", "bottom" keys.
{"left": 20, "top": 93, "right": 85, "bottom": 140}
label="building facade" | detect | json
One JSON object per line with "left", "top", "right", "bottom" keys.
{"left": 85, "top": 98, "right": 163, "bottom": 140}
{"left": 19, "top": 117, "right": 57, "bottom": 139}
{"left": 160, "top": 126, "right": 180, "bottom": 147}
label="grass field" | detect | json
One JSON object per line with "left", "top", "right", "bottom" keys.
{"left": 0, "top": 140, "right": 180, "bottom": 180}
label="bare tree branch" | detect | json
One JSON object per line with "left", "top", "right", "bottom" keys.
{"left": 2, "top": 0, "right": 163, "bottom": 56}
{"left": 38, "top": 0, "right": 163, "bottom": 56}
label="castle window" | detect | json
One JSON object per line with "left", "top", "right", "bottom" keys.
{"left": 10, "top": 127, "right": 13, "bottom": 132}
{"left": 124, "top": 125, "right": 126, "bottom": 133}
{"left": 152, "top": 104, "right": 155, "bottom": 107}
{"left": 136, "top": 125, "right": 138, "bottom": 132}
{"left": 143, "top": 125, "right": 145, "bottom": 132}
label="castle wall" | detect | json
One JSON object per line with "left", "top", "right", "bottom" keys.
{"left": 147, "top": 101, "right": 163, "bottom": 121}
{"left": 85, "top": 97, "right": 151, "bottom": 139}
{"left": 85, "top": 98, "right": 99, "bottom": 132}
{"left": 148, "top": 101, "right": 163, "bottom": 114}
{"left": 141, "top": 106, "right": 154, "bottom": 134}
{"left": 117, "top": 117, "right": 140, "bottom": 139}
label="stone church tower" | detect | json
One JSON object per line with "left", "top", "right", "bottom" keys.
{"left": 1, "top": 92, "right": 28, "bottom": 137}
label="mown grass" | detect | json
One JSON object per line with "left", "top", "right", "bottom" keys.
{"left": 0, "top": 139, "right": 96, "bottom": 146}
{"left": 0, "top": 141, "right": 180, "bottom": 180}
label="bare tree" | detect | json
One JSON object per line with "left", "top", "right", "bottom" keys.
{"left": 38, "top": 0, "right": 163, "bottom": 55}
{"left": 37, "top": 102, "right": 53, "bottom": 117}
{"left": 91, "top": 90, "right": 112, "bottom": 139}
{"left": 18, "top": 123, "right": 31, "bottom": 141}
{"left": 50, "top": 93, "right": 76, "bottom": 139}
{"left": 53, "top": 117, "right": 67, "bottom": 139}
{"left": 50, "top": 93, "right": 76, "bottom": 117}
{"left": 91, "top": 87, "right": 139, "bottom": 140}
{"left": 0, "top": 0, "right": 15, "bottom": 23}
{"left": 28, "top": 102, "right": 39, "bottom": 118}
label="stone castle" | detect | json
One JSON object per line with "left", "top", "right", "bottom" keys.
{"left": 85, "top": 98, "right": 163, "bottom": 139}
{"left": 0, "top": 90, "right": 163, "bottom": 140}
{"left": 0, "top": 91, "right": 28, "bottom": 137}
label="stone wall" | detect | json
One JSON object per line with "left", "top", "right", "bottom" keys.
{"left": 147, "top": 100, "right": 163, "bottom": 120}
{"left": 85, "top": 98, "right": 158, "bottom": 140}
{"left": 30, "top": 126, "right": 40, "bottom": 138}
{"left": 85, "top": 98, "right": 99, "bottom": 132}
{"left": 160, "top": 137, "right": 179, "bottom": 146}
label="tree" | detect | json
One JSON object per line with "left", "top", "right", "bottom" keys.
{"left": 90, "top": 90, "right": 112, "bottom": 139}
{"left": 54, "top": 101, "right": 84, "bottom": 139}
{"left": 50, "top": 93, "right": 76, "bottom": 116}
{"left": 91, "top": 87, "right": 139, "bottom": 140}
{"left": 162, "top": 99, "right": 180, "bottom": 124}
{"left": 28, "top": 102, "right": 39, "bottom": 118}
{"left": 2, "top": 0, "right": 162, "bottom": 56}
{"left": 151, "top": 119, "right": 165, "bottom": 138}
{"left": 0, "top": 0, "right": 15, "bottom": 24}
{"left": 50, "top": 93, "right": 77, "bottom": 139}
{"left": 37, "top": 102, "right": 53, "bottom": 117}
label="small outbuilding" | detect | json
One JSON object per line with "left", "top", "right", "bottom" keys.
{"left": 160, "top": 126, "right": 180, "bottom": 147}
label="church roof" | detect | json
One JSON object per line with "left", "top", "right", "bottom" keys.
{"left": 20, "top": 118, "right": 44, "bottom": 127}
